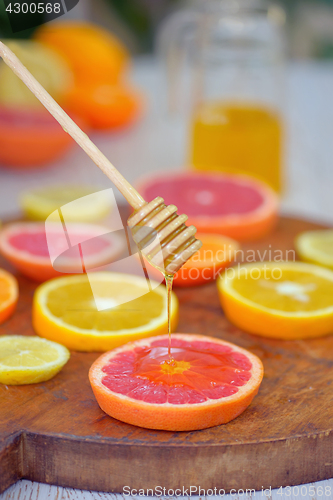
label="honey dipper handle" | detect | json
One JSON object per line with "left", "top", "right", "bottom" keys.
{"left": 0, "top": 41, "right": 145, "bottom": 210}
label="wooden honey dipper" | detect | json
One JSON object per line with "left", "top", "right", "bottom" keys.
{"left": 0, "top": 41, "right": 202, "bottom": 275}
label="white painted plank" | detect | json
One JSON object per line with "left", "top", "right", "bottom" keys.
{"left": 1, "top": 479, "right": 333, "bottom": 500}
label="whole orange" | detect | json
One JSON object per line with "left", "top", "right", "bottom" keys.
{"left": 34, "top": 21, "right": 130, "bottom": 86}
{"left": 65, "top": 82, "right": 144, "bottom": 130}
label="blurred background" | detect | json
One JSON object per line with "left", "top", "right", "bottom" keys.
{"left": 2, "top": 0, "right": 333, "bottom": 58}
{"left": 0, "top": 0, "right": 333, "bottom": 223}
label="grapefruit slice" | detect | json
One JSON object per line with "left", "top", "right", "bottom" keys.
{"left": 136, "top": 172, "right": 279, "bottom": 241}
{"left": 0, "top": 269, "right": 18, "bottom": 324}
{"left": 89, "top": 333, "right": 263, "bottom": 431}
{"left": 0, "top": 106, "right": 75, "bottom": 168}
{"left": 0, "top": 222, "right": 125, "bottom": 282}
{"left": 218, "top": 262, "right": 333, "bottom": 339}
{"left": 33, "top": 273, "right": 179, "bottom": 351}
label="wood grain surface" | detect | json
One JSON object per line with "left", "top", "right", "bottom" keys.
{"left": 0, "top": 215, "right": 333, "bottom": 495}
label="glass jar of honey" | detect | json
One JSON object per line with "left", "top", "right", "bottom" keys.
{"left": 159, "top": 0, "right": 286, "bottom": 192}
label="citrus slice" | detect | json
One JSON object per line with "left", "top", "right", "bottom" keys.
{"left": 0, "top": 222, "right": 125, "bottom": 282}
{"left": 33, "top": 273, "right": 179, "bottom": 351}
{"left": 0, "top": 269, "right": 18, "bottom": 324}
{"left": 20, "top": 186, "right": 113, "bottom": 222}
{"left": 0, "top": 106, "right": 75, "bottom": 167}
{"left": 143, "top": 233, "right": 240, "bottom": 287}
{"left": 0, "top": 40, "right": 72, "bottom": 107}
{"left": 34, "top": 21, "right": 129, "bottom": 86}
{"left": 218, "top": 262, "right": 333, "bottom": 339}
{"left": 296, "top": 230, "right": 333, "bottom": 270}
{"left": 89, "top": 333, "right": 263, "bottom": 431}
{"left": 136, "top": 172, "right": 279, "bottom": 241}
{"left": 0, "top": 335, "right": 70, "bottom": 385}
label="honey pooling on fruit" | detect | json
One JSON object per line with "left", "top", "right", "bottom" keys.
{"left": 101, "top": 338, "right": 252, "bottom": 405}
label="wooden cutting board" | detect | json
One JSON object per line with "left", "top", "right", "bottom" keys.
{"left": 0, "top": 215, "right": 333, "bottom": 495}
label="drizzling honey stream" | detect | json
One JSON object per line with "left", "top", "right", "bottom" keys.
{"left": 127, "top": 197, "right": 202, "bottom": 364}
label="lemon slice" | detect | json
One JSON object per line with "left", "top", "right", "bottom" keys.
{"left": 217, "top": 262, "right": 333, "bottom": 339}
{"left": 0, "top": 40, "right": 72, "bottom": 107}
{"left": 20, "top": 186, "right": 113, "bottom": 222}
{"left": 296, "top": 230, "right": 333, "bottom": 271}
{"left": 33, "top": 273, "right": 179, "bottom": 351}
{"left": 0, "top": 335, "right": 70, "bottom": 385}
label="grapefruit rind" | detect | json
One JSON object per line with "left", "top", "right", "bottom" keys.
{"left": 89, "top": 333, "right": 264, "bottom": 431}
{"left": 136, "top": 171, "right": 279, "bottom": 241}
{"left": 218, "top": 262, "right": 333, "bottom": 340}
{"left": 33, "top": 273, "right": 179, "bottom": 352}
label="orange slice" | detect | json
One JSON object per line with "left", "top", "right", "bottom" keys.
{"left": 33, "top": 273, "right": 178, "bottom": 352}
{"left": 0, "top": 269, "right": 18, "bottom": 324}
{"left": 218, "top": 262, "right": 333, "bottom": 339}
{"left": 136, "top": 172, "right": 279, "bottom": 241}
{"left": 89, "top": 333, "right": 263, "bottom": 431}
{"left": 143, "top": 233, "right": 240, "bottom": 287}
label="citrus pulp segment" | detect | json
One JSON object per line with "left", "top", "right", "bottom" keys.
{"left": 33, "top": 273, "right": 179, "bottom": 351}
{"left": 0, "top": 222, "right": 125, "bottom": 282}
{"left": 0, "top": 269, "right": 18, "bottom": 324}
{"left": 296, "top": 230, "right": 333, "bottom": 270}
{"left": 218, "top": 262, "right": 333, "bottom": 339}
{"left": 89, "top": 333, "right": 263, "bottom": 431}
{"left": 136, "top": 172, "right": 279, "bottom": 240}
{"left": 20, "top": 186, "right": 113, "bottom": 222}
{"left": 0, "top": 335, "right": 70, "bottom": 385}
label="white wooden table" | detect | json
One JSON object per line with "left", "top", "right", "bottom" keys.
{"left": 0, "top": 58, "right": 332, "bottom": 499}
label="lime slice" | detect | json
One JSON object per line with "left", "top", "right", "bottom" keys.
{"left": 0, "top": 335, "right": 70, "bottom": 385}
{"left": 0, "top": 40, "right": 73, "bottom": 107}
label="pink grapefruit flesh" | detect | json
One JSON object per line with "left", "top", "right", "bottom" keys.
{"left": 137, "top": 172, "right": 279, "bottom": 240}
{"left": 0, "top": 222, "right": 125, "bottom": 281}
{"left": 89, "top": 333, "right": 264, "bottom": 431}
